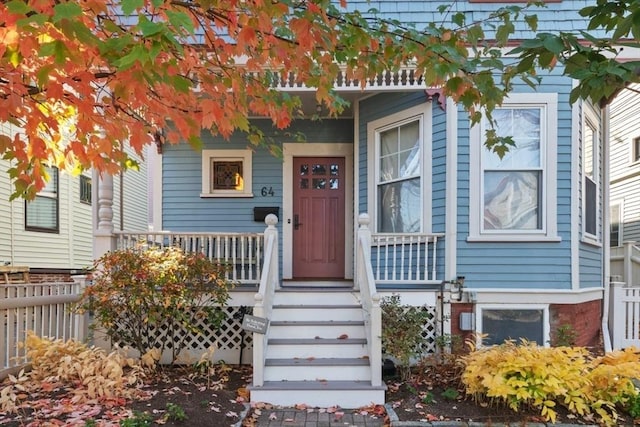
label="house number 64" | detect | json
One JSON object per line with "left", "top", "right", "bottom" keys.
{"left": 261, "top": 186, "right": 275, "bottom": 197}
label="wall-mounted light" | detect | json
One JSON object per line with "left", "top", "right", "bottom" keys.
{"left": 451, "top": 276, "right": 465, "bottom": 302}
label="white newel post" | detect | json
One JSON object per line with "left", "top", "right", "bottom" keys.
{"left": 355, "top": 213, "right": 372, "bottom": 291}
{"left": 610, "top": 281, "right": 626, "bottom": 350}
{"left": 92, "top": 173, "right": 116, "bottom": 351}
{"left": 93, "top": 173, "right": 116, "bottom": 258}
{"left": 624, "top": 241, "right": 636, "bottom": 287}
{"left": 252, "top": 214, "right": 279, "bottom": 387}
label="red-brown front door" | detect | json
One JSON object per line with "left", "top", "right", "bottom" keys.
{"left": 292, "top": 157, "right": 346, "bottom": 278}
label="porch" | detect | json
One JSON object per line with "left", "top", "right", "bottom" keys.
{"left": 110, "top": 214, "right": 446, "bottom": 406}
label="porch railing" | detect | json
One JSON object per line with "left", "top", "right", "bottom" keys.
{"left": 355, "top": 214, "right": 382, "bottom": 387}
{"left": 0, "top": 277, "right": 88, "bottom": 379}
{"left": 371, "top": 232, "right": 444, "bottom": 284}
{"left": 252, "top": 215, "right": 279, "bottom": 387}
{"left": 115, "top": 231, "right": 264, "bottom": 285}
{"left": 611, "top": 241, "right": 640, "bottom": 287}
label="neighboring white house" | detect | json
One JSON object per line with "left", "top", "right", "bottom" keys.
{"left": 0, "top": 122, "right": 149, "bottom": 282}
{"left": 609, "top": 84, "right": 640, "bottom": 288}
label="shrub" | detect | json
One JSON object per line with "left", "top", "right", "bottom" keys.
{"left": 461, "top": 341, "right": 640, "bottom": 425}
{"left": 75, "top": 246, "right": 233, "bottom": 363}
{"left": 380, "top": 294, "right": 430, "bottom": 381}
{"left": 0, "top": 333, "right": 146, "bottom": 413}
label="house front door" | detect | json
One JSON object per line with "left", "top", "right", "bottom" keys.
{"left": 292, "top": 157, "right": 346, "bottom": 279}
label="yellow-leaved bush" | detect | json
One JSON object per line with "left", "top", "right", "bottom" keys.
{"left": 0, "top": 332, "right": 150, "bottom": 413}
{"left": 461, "top": 341, "right": 640, "bottom": 425}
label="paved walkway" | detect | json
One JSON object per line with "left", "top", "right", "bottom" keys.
{"left": 246, "top": 407, "right": 386, "bottom": 426}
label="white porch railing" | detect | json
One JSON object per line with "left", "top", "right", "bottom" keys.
{"left": 252, "top": 215, "right": 279, "bottom": 387}
{"left": 371, "top": 232, "right": 444, "bottom": 284}
{"left": 0, "top": 277, "right": 88, "bottom": 379}
{"left": 115, "top": 231, "right": 264, "bottom": 285}
{"left": 610, "top": 242, "right": 640, "bottom": 349}
{"left": 610, "top": 281, "right": 640, "bottom": 349}
{"left": 611, "top": 241, "right": 640, "bottom": 287}
{"left": 355, "top": 214, "right": 382, "bottom": 387}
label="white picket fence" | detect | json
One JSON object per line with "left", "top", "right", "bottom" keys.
{"left": 0, "top": 277, "right": 88, "bottom": 379}
{"left": 610, "top": 242, "right": 640, "bottom": 349}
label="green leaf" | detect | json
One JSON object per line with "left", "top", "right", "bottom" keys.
{"left": 122, "top": 0, "right": 144, "bottom": 16}
{"left": 524, "top": 14, "right": 538, "bottom": 32}
{"left": 138, "top": 16, "right": 165, "bottom": 37}
{"left": 542, "top": 36, "right": 565, "bottom": 55}
{"left": 6, "top": 0, "right": 31, "bottom": 14}
{"left": 166, "top": 10, "right": 195, "bottom": 34}
{"left": 52, "top": 3, "right": 82, "bottom": 22}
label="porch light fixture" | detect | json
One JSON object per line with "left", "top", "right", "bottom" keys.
{"left": 451, "top": 276, "right": 465, "bottom": 302}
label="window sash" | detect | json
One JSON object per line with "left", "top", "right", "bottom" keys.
{"left": 583, "top": 114, "right": 599, "bottom": 239}
{"left": 481, "top": 106, "right": 544, "bottom": 232}
{"left": 25, "top": 167, "right": 59, "bottom": 232}
{"left": 376, "top": 117, "right": 422, "bottom": 233}
{"left": 610, "top": 203, "right": 621, "bottom": 247}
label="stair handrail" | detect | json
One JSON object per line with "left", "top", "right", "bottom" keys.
{"left": 252, "top": 214, "right": 279, "bottom": 387}
{"left": 355, "top": 213, "right": 382, "bottom": 387}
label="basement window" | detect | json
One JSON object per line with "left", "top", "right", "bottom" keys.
{"left": 476, "top": 305, "right": 549, "bottom": 346}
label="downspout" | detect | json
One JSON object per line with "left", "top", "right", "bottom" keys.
{"left": 601, "top": 104, "right": 612, "bottom": 352}
{"left": 119, "top": 170, "right": 124, "bottom": 231}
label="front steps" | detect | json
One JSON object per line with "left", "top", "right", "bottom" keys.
{"left": 249, "top": 287, "right": 386, "bottom": 407}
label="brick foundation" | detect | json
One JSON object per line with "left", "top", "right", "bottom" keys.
{"left": 550, "top": 300, "right": 602, "bottom": 349}
{"left": 450, "top": 300, "right": 602, "bottom": 351}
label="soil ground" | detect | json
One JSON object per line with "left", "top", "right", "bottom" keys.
{"left": 1, "top": 362, "right": 638, "bottom": 426}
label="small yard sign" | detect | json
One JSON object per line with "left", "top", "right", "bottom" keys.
{"left": 242, "top": 315, "right": 269, "bottom": 334}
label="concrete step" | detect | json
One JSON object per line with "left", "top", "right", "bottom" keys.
{"left": 270, "top": 305, "right": 362, "bottom": 321}
{"left": 274, "top": 288, "right": 360, "bottom": 305}
{"left": 249, "top": 380, "right": 386, "bottom": 407}
{"left": 264, "top": 360, "right": 370, "bottom": 382}
{"left": 268, "top": 320, "right": 365, "bottom": 339}
{"left": 266, "top": 338, "right": 368, "bottom": 359}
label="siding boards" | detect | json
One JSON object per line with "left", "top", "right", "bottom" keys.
{"left": 347, "top": 0, "right": 600, "bottom": 39}
{"left": 162, "top": 119, "right": 353, "bottom": 232}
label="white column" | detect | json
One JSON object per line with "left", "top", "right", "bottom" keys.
{"left": 93, "top": 173, "right": 116, "bottom": 258}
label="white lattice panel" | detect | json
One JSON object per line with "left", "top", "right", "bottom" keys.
{"left": 112, "top": 305, "right": 253, "bottom": 363}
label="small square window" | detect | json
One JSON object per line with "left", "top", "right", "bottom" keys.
{"left": 201, "top": 149, "right": 253, "bottom": 197}
{"left": 80, "top": 175, "right": 92, "bottom": 205}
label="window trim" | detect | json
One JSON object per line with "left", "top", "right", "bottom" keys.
{"left": 367, "top": 103, "right": 432, "bottom": 234}
{"left": 79, "top": 174, "right": 92, "bottom": 205}
{"left": 25, "top": 166, "right": 60, "bottom": 233}
{"left": 200, "top": 149, "right": 253, "bottom": 198}
{"left": 468, "top": 93, "right": 558, "bottom": 242}
{"left": 632, "top": 136, "right": 640, "bottom": 164}
{"left": 582, "top": 106, "right": 600, "bottom": 243}
{"left": 475, "top": 304, "right": 550, "bottom": 348}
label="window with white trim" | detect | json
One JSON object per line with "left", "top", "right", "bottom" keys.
{"left": 469, "top": 93, "right": 558, "bottom": 241}
{"left": 367, "top": 104, "right": 432, "bottom": 233}
{"left": 610, "top": 201, "right": 622, "bottom": 247}
{"left": 476, "top": 305, "right": 549, "bottom": 346}
{"left": 583, "top": 109, "right": 600, "bottom": 240}
{"left": 79, "top": 174, "right": 92, "bottom": 205}
{"left": 632, "top": 137, "right": 640, "bottom": 163}
{"left": 201, "top": 149, "right": 253, "bottom": 197}
{"left": 25, "top": 166, "right": 59, "bottom": 233}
